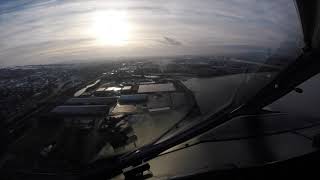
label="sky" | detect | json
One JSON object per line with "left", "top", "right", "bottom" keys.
{"left": 0, "top": 0, "right": 303, "bottom": 66}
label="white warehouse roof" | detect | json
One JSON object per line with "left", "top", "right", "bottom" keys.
{"left": 138, "top": 83, "right": 176, "bottom": 93}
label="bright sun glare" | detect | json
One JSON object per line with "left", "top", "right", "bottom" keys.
{"left": 91, "top": 11, "right": 131, "bottom": 46}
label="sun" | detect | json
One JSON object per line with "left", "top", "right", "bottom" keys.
{"left": 90, "top": 11, "right": 131, "bottom": 46}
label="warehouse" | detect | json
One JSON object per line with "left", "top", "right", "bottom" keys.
{"left": 65, "top": 97, "right": 117, "bottom": 105}
{"left": 51, "top": 105, "right": 109, "bottom": 116}
{"left": 118, "top": 94, "right": 148, "bottom": 104}
{"left": 121, "top": 86, "right": 133, "bottom": 94}
{"left": 137, "top": 83, "right": 176, "bottom": 93}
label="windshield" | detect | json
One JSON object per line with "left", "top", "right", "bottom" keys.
{"left": 0, "top": 0, "right": 303, "bottom": 174}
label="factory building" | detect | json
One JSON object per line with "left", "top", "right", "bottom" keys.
{"left": 137, "top": 83, "right": 176, "bottom": 93}
{"left": 51, "top": 105, "right": 109, "bottom": 116}
{"left": 118, "top": 94, "right": 148, "bottom": 104}
{"left": 94, "top": 86, "right": 121, "bottom": 97}
{"left": 65, "top": 97, "right": 117, "bottom": 105}
{"left": 121, "top": 86, "right": 133, "bottom": 94}
{"left": 51, "top": 105, "right": 109, "bottom": 130}
{"left": 50, "top": 104, "right": 110, "bottom": 163}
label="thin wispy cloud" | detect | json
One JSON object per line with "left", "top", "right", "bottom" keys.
{"left": 162, "top": 37, "right": 182, "bottom": 46}
{"left": 0, "top": 0, "right": 303, "bottom": 66}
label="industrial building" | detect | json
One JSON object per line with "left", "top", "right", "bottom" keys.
{"left": 110, "top": 104, "right": 142, "bottom": 115}
{"left": 93, "top": 86, "right": 121, "bottom": 97}
{"left": 105, "top": 87, "right": 122, "bottom": 92}
{"left": 118, "top": 94, "right": 148, "bottom": 104}
{"left": 65, "top": 97, "right": 117, "bottom": 105}
{"left": 121, "top": 86, "right": 133, "bottom": 94}
{"left": 137, "top": 83, "right": 176, "bottom": 93}
{"left": 49, "top": 104, "right": 111, "bottom": 163}
{"left": 51, "top": 105, "right": 109, "bottom": 116}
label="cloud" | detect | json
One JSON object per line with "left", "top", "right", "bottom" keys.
{"left": 162, "top": 36, "right": 182, "bottom": 46}
{"left": 0, "top": 0, "right": 304, "bottom": 66}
